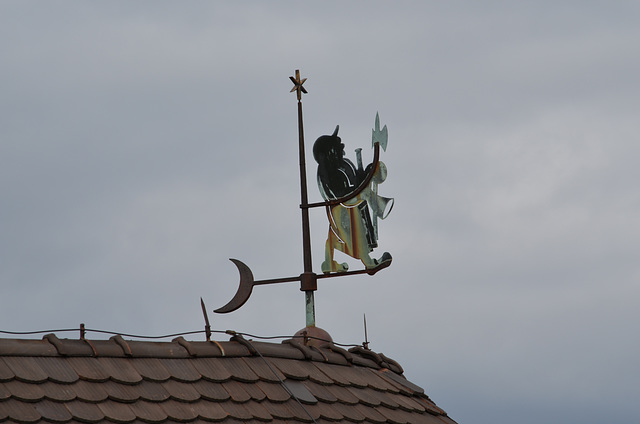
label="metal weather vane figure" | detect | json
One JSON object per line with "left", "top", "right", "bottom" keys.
{"left": 313, "top": 119, "right": 393, "bottom": 273}
{"left": 215, "top": 70, "right": 393, "bottom": 327}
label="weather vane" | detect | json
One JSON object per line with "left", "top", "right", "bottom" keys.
{"left": 215, "top": 70, "right": 394, "bottom": 328}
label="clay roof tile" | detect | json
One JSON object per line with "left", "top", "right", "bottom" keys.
{"left": 238, "top": 380, "right": 268, "bottom": 402}
{"left": 159, "top": 358, "right": 200, "bottom": 382}
{"left": 0, "top": 382, "right": 11, "bottom": 400}
{"left": 3, "top": 397, "right": 42, "bottom": 422}
{"left": 303, "top": 380, "right": 338, "bottom": 403}
{"left": 190, "top": 357, "right": 232, "bottom": 382}
{"left": 137, "top": 379, "right": 171, "bottom": 402}
{"left": 97, "top": 400, "right": 137, "bottom": 423}
{"left": 242, "top": 356, "right": 286, "bottom": 383}
{"left": 40, "top": 381, "right": 76, "bottom": 402}
{"left": 221, "top": 380, "right": 252, "bottom": 403}
{"left": 64, "top": 399, "right": 105, "bottom": 422}
{"left": 330, "top": 401, "right": 366, "bottom": 422}
{"left": 268, "top": 357, "right": 311, "bottom": 380}
{"left": 130, "top": 358, "right": 171, "bottom": 382}
{"left": 255, "top": 380, "right": 290, "bottom": 403}
{"left": 353, "top": 403, "right": 387, "bottom": 423}
{"left": 161, "top": 378, "right": 201, "bottom": 402}
{"left": 33, "top": 398, "right": 73, "bottom": 422}
{"left": 102, "top": 380, "right": 141, "bottom": 403}
{"left": 192, "top": 379, "right": 231, "bottom": 402}
{"left": 159, "top": 399, "right": 199, "bottom": 422}
{"left": 72, "top": 379, "right": 109, "bottom": 402}
{"left": 32, "top": 357, "right": 78, "bottom": 384}
{"left": 221, "top": 357, "right": 260, "bottom": 383}
{"left": 2, "top": 357, "right": 48, "bottom": 383}
{"left": 128, "top": 399, "right": 168, "bottom": 423}
{"left": 96, "top": 357, "right": 142, "bottom": 384}
{"left": 0, "top": 358, "right": 15, "bottom": 382}
{"left": 3, "top": 379, "right": 44, "bottom": 402}
{"left": 189, "top": 398, "right": 228, "bottom": 421}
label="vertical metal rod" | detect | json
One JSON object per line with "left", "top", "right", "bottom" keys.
{"left": 200, "top": 297, "right": 212, "bottom": 341}
{"left": 293, "top": 69, "right": 316, "bottom": 328}
{"left": 363, "top": 314, "right": 369, "bottom": 349}
{"left": 298, "top": 99, "right": 312, "bottom": 274}
{"left": 306, "top": 292, "right": 315, "bottom": 327}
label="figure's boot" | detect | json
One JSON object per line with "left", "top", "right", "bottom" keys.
{"left": 362, "top": 251, "right": 392, "bottom": 270}
{"left": 376, "top": 252, "right": 392, "bottom": 266}
{"left": 321, "top": 260, "right": 349, "bottom": 274}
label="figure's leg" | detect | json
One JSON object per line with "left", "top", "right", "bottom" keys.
{"left": 321, "top": 229, "right": 349, "bottom": 273}
{"left": 360, "top": 252, "right": 377, "bottom": 269}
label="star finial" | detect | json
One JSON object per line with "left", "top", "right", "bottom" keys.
{"left": 289, "top": 69, "right": 307, "bottom": 101}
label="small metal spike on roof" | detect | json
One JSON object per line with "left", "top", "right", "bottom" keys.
{"left": 215, "top": 70, "right": 394, "bottom": 328}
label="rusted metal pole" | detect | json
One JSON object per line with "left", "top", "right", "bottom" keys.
{"left": 291, "top": 69, "right": 316, "bottom": 327}
{"left": 297, "top": 99, "right": 312, "bottom": 274}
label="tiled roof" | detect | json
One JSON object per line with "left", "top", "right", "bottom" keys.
{"left": 0, "top": 333, "right": 457, "bottom": 423}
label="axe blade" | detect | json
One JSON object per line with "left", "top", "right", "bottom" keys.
{"left": 372, "top": 112, "right": 388, "bottom": 151}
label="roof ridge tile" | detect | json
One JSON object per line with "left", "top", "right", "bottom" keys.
{"left": 230, "top": 334, "right": 257, "bottom": 356}
{"left": 0, "top": 337, "right": 57, "bottom": 357}
{"left": 281, "top": 339, "right": 313, "bottom": 360}
{"left": 348, "top": 346, "right": 389, "bottom": 369}
{"left": 110, "top": 335, "right": 133, "bottom": 357}
{"left": 325, "top": 344, "right": 354, "bottom": 364}
{"left": 170, "top": 337, "right": 228, "bottom": 358}
{"left": 379, "top": 352, "right": 404, "bottom": 374}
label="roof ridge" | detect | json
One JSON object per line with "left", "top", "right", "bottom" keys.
{"left": 0, "top": 336, "right": 405, "bottom": 375}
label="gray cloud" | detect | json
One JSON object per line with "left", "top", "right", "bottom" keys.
{"left": 2, "top": 2, "right": 639, "bottom": 423}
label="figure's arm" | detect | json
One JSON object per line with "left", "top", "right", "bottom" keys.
{"left": 307, "top": 142, "right": 381, "bottom": 208}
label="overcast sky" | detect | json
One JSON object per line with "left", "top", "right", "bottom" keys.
{"left": 2, "top": 2, "right": 639, "bottom": 423}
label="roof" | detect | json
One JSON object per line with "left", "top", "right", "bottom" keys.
{"left": 0, "top": 332, "right": 457, "bottom": 423}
